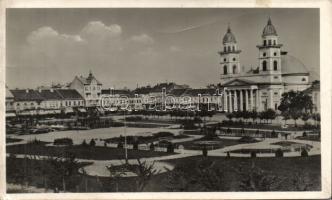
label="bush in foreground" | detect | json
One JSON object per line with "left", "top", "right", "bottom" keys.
{"left": 53, "top": 138, "right": 73, "bottom": 146}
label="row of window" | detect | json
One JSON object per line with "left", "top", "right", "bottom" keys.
{"left": 85, "top": 86, "right": 101, "bottom": 91}
{"left": 262, "top": 52, "right": 278, "bottom": 57}
{"left": 262, "top": 60, "right": 278, "bottom": 71}
{"left": 223, "top": 65, "right": 237, "bottom": 75}
{"left": 223, "top": 45, "right": 236, "bottom": 52}
{"left": 223, "top": 57, "right": 236, "bottom": 62}
{"left": 263, "top": 39, "right": 277, "bottom": 46}
{"left": 15, "top": 101, "right": 84, "bottom": 108}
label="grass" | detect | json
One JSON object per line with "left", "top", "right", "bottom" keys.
{"left": 6, "top": 155, "right": 321, "bottom": 192}
{"left": 155, "top": 156, "right": 321, "bottom": 191}
{"left": 174, "top": 138, "right": 251, "bottom": 150}
{"left": 7, "top": 143, "right": 176, "bottom": 160}
{"left": 215, "top": 121, "right": 320, "bottom": 132}
{"left": 6, "top": 137, "right": 23, "bottom": 143}
{"left": 295, "top": 135, "right": 321, "bottom": 142}
{"left": 271, "top": 141, "right": 313, "bottom": 148}
{"left": 104, "top": 132, "right": 189, "bottom": 144}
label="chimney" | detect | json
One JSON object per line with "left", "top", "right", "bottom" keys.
{"left": 26, "top": 89, "right": 29, "bottom": 93}
{"left": 50, "top": 88, "right": 54, "bottom": 92}
{"left": 38, "top": 88, "right": 42, "bottom": 93}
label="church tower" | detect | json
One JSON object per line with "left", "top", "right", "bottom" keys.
{"left": 219, "top": 25, "right": 241, "bottom": 79}
{"left": 256, "top": 17, "right": 283, "bottom": 82}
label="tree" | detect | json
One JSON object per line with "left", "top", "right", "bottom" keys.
{"left": 45, "top": 154, "right": 82, "bottom": 192}
{"left": 128, "top": 159, "right": 159, "bottom": 191}
{"left": 250, "top": 110, "right": 258, "bottom": 123}
{"left": 301, "top": 112, "right": 310, "bottom": 125}
{"left": 166, "top": 159, "right": 227, "bottom": 191}
{"left": 278, "top": 91, "right": 313, "bottom": 127}
{"left": 237, "top": 162, "right": 283, "bottom": 191}
{"left": 226, "top": 113, "right": 234, "bottom": 122}
{"left": 106, "top": 164, "right": 126, "bottom": 192}
{"left": 89, "top": 139, "right": 96, "bottom": 147}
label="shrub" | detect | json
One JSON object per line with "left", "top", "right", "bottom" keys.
{"left": 81, "top": 139, "right": 88, "bottom": 146}
{"left": 226, "top": 151, "right": 231, "bottom": 158}
{"left": 238, "top": 136, "right": 258, "bottom": 143}
{"left": 167, "top": 143, "right": 174, "bottom": 153}
{"left": 53, "top": 138, "right": 73, "bottom": 146}
{"left": 150, "top": 143, "right": 155, "bottom": 151}
{"left": 275, "top": 149, "right": 284, "bottom": 157}
{"left": 301, "top": 149, "right": 309, "bottom": 157}
{"left": 202, "top": 145, "right": 208, "bottom": 157}
{"left": 302, "top": 132, "right": 307, "bottom": 137}
{"left": 89, "top": 139, "right": 96, "bottom": 146}
{"left": 133, "top": 141, "right": 139, "bottom": 150}
{"left": 117, "top": 141, "right": 123, "bottom": 149}
{"left": 271, "top": 130, "right": 277, "bottom": 138}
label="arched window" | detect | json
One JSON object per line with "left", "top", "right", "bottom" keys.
{"left": 262, "top": 60, "right": 267, "bottom": 71}
{"left": 233, "top": 58, "right": 236, "bottom": 61}
{"left": 263, "top": 52, "right": 266, "bottom": 57}
{"left": 273, "top": 60, "right": 278, "bottom": 70}
{"left": 274, "top": 52, "right": 277, "bottom": 56}
{"left": 268, "top": 40, "right": 271, "bottom": 45}
{"left": 224, "top": 58, "right": 227, "bottom": 62}
{"left": 223, "top": 65, "right": 228, "bottom": 74}
{"left": 275, "top": 103, "right": 278, "bottom": 110}
{"left": 232, "top": 46, "right": 235, "bottom": 51}
{"left": 263, "top": 40, "right": 266, "bottom": 46}
{"left": 224, "top": 46, "right": 226, "bottom": 52}
{"left": 227, "top": 46, "right": 231, "bottom": 52}
{"left": 233, "top": 65, "right": 237, "bottom": 74}
{"left": 273, "top": 40, "right": 276, "bottom": 45}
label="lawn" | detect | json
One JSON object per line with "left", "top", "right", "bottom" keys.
{"left": 149, "top": 155, "right": 321, "bottom": 191}
{"left": 6, "top": 155, "right": 321, "bottom": 192}
{"left": 6, "top": 137, "right": 23, "bottom": 143}
{"left": 103, "top": 131, "right": 189, "bottom": 145}
{"left": 7, "top": 143, "right": 176, "bottom": 160}
{"left": 173, "top": 137, "right": 258, "bottom": 150}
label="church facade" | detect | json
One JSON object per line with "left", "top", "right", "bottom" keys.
{"left": 219, "top": 18, "right": 311, "bottom": 112}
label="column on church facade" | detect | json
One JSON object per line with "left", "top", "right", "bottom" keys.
{"left": 269, "top": 89, "right": 274, "bottom": 110}
{"left": 234, "top": 90, "right": 238, "bottom": 111}
{"left": 250, "top": 89, "right": 254, "bottom": 111}
{"left": 255, "top": 89, "right": 259, "bottom": 111}
{"left": 245, "top": 89, "right": 249, "bottom": 111}
{"left": 240, "top": 90, "right": 243, "bottom": 111}
{"left": 223, "top": 89, "right": 228, "bottom": 112}
{"left": 229, "top": 90, "right": 233, "bottom": 112}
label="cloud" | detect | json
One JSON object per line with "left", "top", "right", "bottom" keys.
{"left": 27, "top": 26, "right": 83, "bottom": 45}
{"left": 80, "top": 21, "right": 122, "bottom": 42}
{"left": 130, "top": 34, "right": 154, "bottom": 45}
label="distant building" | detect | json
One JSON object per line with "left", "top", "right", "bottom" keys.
{"left": 9, "top": 88, "right": 84, "bottom": 116}
{"left": 69, "top": 71, "right": 102, "bottom": 107}
{"left": 5, "top": 85, "right": 15, "bottom": 117}
{"left": 304, "top": 81, "right": 320, "bottom": 113}
{"left": 218, "top": 18, "right": 312, "bottom": 112}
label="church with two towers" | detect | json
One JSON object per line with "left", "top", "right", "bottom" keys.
{"left": 218, "top": 18, "right": 311, "bottom": 112}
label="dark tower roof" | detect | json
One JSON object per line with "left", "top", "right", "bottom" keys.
{"left": 222, "top": 25, "right": 237, "bottom": 44}
{"left": 262, "top": 17, "right": 278, "bottom": 37}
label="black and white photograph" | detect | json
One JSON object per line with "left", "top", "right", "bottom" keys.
{"left": 1, "top": 1, "right": 331, "bottom": 199}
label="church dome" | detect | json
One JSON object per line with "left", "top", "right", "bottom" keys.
{"left": 223, "top": 26, "right": 237, "bottom": 44}
{"left": 262, "top": 18, "right": 278, "bottom": 37}
{"left": 281, "top": 54, "right": 309, "bottom": 74}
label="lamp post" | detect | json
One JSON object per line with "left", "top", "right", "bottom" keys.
{"left": 123, "top": 108, "right": 128, "bottom": 164}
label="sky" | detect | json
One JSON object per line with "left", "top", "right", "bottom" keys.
{"left": 6, "top": 8, "right": 319, "bottom": 89}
